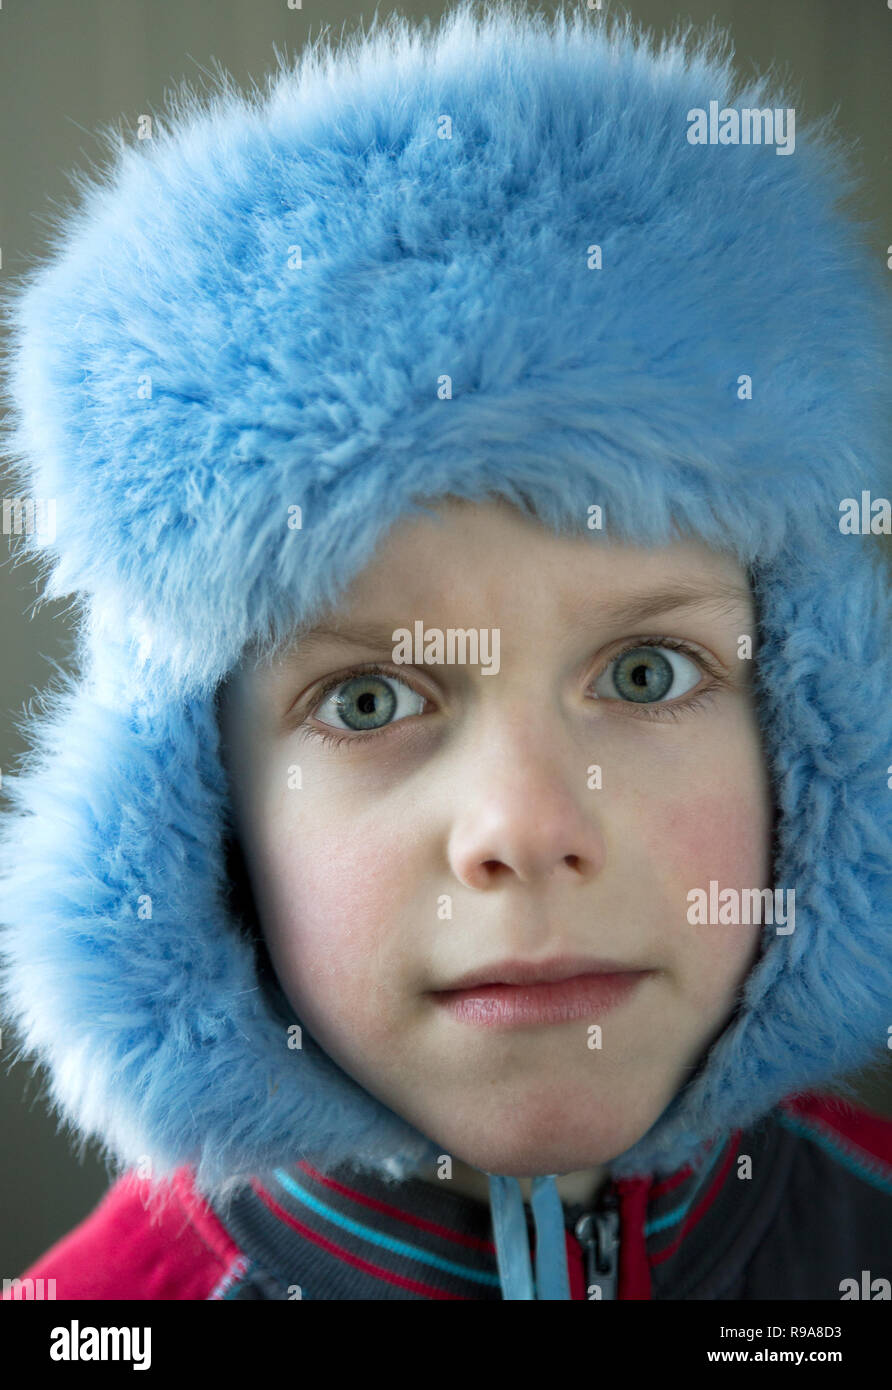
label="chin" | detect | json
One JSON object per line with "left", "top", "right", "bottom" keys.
{"left": 429, "top": 1095, "right": 659, "bottom": 1178}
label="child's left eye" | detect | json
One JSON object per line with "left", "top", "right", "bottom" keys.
{"left": 591, "top": 642, "right": 703, "bottom": 705}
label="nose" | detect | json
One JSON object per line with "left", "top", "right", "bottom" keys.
{"left": 447, "top": 735, "right": 607, "bottom": 890}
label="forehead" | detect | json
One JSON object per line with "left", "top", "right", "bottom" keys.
{"left": 349, "top": 497, "right": 743, "bottom": 583}
{"left": 297, "top": 500, "right": 747, "bottom": 632}
{"left": 224, "top": 499, "right": 751, "bottom": 697}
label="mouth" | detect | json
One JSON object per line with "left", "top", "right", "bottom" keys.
{"left": 430, "top": 956, "right": 656, "bottom": 1029}
{"left": 436, "top": 954, "right": 651, "bottom": 991}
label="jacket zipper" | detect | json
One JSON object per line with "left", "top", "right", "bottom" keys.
{"left": 573, "top": 1187, "right": 620, "bottom": 1301}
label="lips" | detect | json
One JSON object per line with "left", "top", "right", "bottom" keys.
{"left": 437, "top": 954, "right": 650, "bottom": 992}
{"left": 431, "top": 969, "right": 654, "bottom": 1029}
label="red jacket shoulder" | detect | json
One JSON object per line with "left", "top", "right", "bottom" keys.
{"left": 2, "top": 1166, "right": 245, "bottom": 1301}
{"left": 779, "top": 1089, "right": 892, "bottom": 1181}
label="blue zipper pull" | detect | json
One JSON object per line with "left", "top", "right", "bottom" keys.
{"left": 574, "top": 1188, "right": 620, "bottom": 1301}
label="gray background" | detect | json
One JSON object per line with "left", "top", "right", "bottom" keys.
{"left": 1, "top": 0, "right": 890, "bottom": 1277}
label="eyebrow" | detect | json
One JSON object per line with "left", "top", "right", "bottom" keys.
{"left": 284, "top": 578, "right": 751, "bottom": 660}
{"left": 561, "top": 577, "right": 752, "bottom": 633}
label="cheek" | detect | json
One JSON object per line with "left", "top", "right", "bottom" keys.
{"left": 639, "top": 705, "right": 774, "bottom": 893}
{"left": 650, "top": 788, "right": 772, "bottom": 889}
{"left": 639, "top": 783, "right": 772, "bottom": 1004}
{"left": 254, "top": 795, "right": 414, "bottom": 1029}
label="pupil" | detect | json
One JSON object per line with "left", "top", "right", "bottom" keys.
{"left": 357, "top": 692, "right": 377, "bottom": 713}
{"left": 612, "top": 647, "right": 673, "bottom": 703}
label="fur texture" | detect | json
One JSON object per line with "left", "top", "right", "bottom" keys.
{"left": 0, "top": 0, "right": 890, "bottom": 1199}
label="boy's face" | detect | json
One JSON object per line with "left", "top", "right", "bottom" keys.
{"left": 218, "top": 499, "right": 773, "bottom": 1178}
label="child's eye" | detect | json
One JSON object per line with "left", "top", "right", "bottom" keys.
{"left": 297, "top": 638, "right": 721, "bottom": 749}
{"left": 591, "top": 641, "right": 705, "bottom": 705}
{"left": 312, "top": 671, "right": 427, "bottom": 734}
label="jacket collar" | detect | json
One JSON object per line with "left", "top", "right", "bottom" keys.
{"left": 630, "top": 1106, "right": 789, "bottom": 1297}
{"left": 205, "top": 1106, "right": 788, "bottom": 1299}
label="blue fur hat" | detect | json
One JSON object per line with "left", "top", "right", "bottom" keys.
{"left": 1, "top": 1, "right": 891, "bottom": 1300}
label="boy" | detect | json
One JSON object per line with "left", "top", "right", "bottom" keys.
{"left": 1, "top": 2, "right": 890, "bottom": 1300}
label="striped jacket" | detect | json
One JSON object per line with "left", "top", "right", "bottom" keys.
{"left": 4, "top": 1091, "right": 891, "bottom": 1300}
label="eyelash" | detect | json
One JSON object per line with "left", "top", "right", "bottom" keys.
{"left": 294, "top": 635, "right": 724, "bottom": 751}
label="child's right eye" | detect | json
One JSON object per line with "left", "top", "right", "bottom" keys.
{"left": 309, "top": 667, "right": 429, "bottom": 736}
